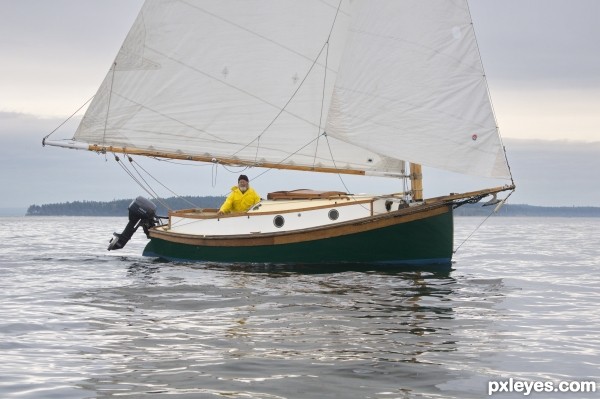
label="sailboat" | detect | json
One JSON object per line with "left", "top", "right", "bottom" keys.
{"left": 44, "top": 0, "right": 515, "bottom": 265}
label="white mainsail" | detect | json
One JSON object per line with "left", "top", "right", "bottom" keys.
{"left": 73, "top": 0, "right": 511, "bottom": 179}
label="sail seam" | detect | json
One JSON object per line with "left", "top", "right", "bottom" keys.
{"left": 102, "top": 63, "right": 118, "bottom": 146}
{"left": 229, "top": 39, "right": 330, "bottom": 159}
{"left": 349, "top": 26, "right": 483, "bottom": 75}
{"left": 108, "top": 91, "right": 234, "bottom": 145}
{"left": 179, "top": 0, "right": 337, "bottom": 72}
{"left": 145, "top": 45, "right": 323, "bottom": 133}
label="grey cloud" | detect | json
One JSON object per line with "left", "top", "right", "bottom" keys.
{"left": 505, "top": 138, "right": 600, "bottom": 206}
{"left": 469, "top": 0, "right": 600, "bottom": 88}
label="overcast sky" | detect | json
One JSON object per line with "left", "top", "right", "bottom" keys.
{"left": 1, "top": 0, "right": 599, "bottom": 212}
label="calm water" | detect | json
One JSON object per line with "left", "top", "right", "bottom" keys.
{"left": 0, "top": 216, "right": 598, "bottom": 398}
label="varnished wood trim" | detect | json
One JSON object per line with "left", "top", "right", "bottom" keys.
{"left": 169, "top": 198, "right": 374, "bottom": 219}
{"left": 428, "top": 185, "right": 515, "bottom": 203}
{"left": 88, "top": 144, "right": 367, "bottom": 176}
{"left": 267, "top": 189, "right": 349, "bottom": 200}
{"left": 168, "top": 208, "right": 218, "bottom": 217}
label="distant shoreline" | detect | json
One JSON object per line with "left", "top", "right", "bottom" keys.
{"left": 14, "top": 197, "right": 600, "bottom": 217}
{"left": 453, "top": 203, "right": 600, "bottom": 217}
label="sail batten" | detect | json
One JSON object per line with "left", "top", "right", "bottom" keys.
{"left": 73, "top": 0, "right": 512, "bottom": 180}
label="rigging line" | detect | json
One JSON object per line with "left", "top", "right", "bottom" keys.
{"left": 146, "top": 46, "right": 323, "bottom": 138}
{"left": 130, "top": 158, "right": 200, "bottom": 209}
{"left": 249, "top": 132, "right": 327, "bottom": 182}
{"left": 239, "top": 1, "right": 344, "bottom": 162}
{"left": 180, "top": 0, "right": 338, "bottom": 68}
{"left": 254, "top": 135, "right": 261, "bottom": 164}
{"left": 325, "top": 0, "right": 344, "bottom": 41}
{"left": 230, "top": 40, "right": 331, "bottom": 158}
{"left": 503, "top": 142, "right": 516, "bottom": 187}
{"left": 124, "top": 155, "right": 175, "bottom": 211}
{"left": 128, "top": 160, "right": 171, "bottom": 211}
{"left": 127, "top": 162, "right": 172, "bottom": 211}
{"left": 453, "top": 189, "right": 514, "bottom": 254}
{"left": 222, "top": 164, "right": 249, "bottom": 173}
{"left": 114, "top": 154, "right": 161, "bottom": 202}
{"left": 322, "top": 134, "right": 348, "bottom": 191}
{"left": 313, "top": 0, "right": 343, "bottom": 167}
{"left": 42, "top": 95, "right": 94, "bottom": 144}
{"left": 453, "top": 209, "right": 495, "bottom": 255}
{"left": 102, "top": 62, "right": 118, "bottom": 145}
{"left": 322, "top": 133, "right": 373, "bottom": 212}
{"left": 312, "top": 43, "right": 329, "bottom": 166}
{"left": 112, "top": 153, "right": 171, "bottom": 211}
{"left": 148, "top": 157, "right": 215, "bottom": 167}
{"left": 403, "top": 161, "right": 410, "bottom": 199}
{"left": 116, "top": 155, "right": 160, "bottom": 203}
{"left": 211, "top": 163, "right": 218, "bottom": 188}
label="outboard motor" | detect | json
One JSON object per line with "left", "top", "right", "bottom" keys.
{"left": 108, "top": 196, "right": 159, "bottom": 251}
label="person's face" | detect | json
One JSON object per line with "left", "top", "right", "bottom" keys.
{"left": 238, "top": 179, "right": 248, "bottom": 192}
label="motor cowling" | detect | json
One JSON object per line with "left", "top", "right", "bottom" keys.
{"left": 108, "top": 196, "right": 158, "bottom": 251}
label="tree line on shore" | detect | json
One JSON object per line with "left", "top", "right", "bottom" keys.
{"left": 26, "top": 197, "right": 600, "bottom": 217}
{"left": 26, "top": 196, "right": 225, "bottom": 217}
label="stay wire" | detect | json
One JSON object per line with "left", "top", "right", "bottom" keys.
{"left": 453, "top": 190, "right": 515, "bottom": 254}
{"left": 129, "top": 158, "right": 200, "bottom": 209}
{"left": 212, "top": 163, "right": 218, "bottom": 188}
{"left": 453, "top": 210, "right": 495, "bottom": 255}
{"left": 42, "top": 95, "right": 94, "bottom": 144}
{"left": 322, "top": 134, "right": 373, "bottom": 213}
{"left": 126, "top": 159, "right": 172, "bottom": 211}
{"left": 322, "top": 135, "right": 351, "bottom": 193}
{"left": 310, "top": 0, "right": 367, "bottom": 197}
{"left": 313, "top": 0, "right": 342, "bottom": 167}
{"left": 113, "top": 155, "right": 161, "bottom": 203}
{"left": 312, "top": 42, "right": 329, "bottom": 166}
{"left": 125, "top": 159, "right": 164, "bottom": 205}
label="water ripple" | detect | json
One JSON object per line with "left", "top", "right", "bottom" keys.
{"left": 0, "top": 217, "right": 599, "bottom": 398}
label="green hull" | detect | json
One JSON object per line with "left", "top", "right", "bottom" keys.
{"left": 143, "top": 206, "right": 454, "bottom": 265}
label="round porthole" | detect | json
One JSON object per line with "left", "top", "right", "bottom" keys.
{"left": 273, "top": 215, "right": 285, "bottom": 228}
{"left": 328, "top": 209, "right": 339, "bottom": 220}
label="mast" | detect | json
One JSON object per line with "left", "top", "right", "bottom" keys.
{"left": 410, "top": 163, "right": 423, "bottom": 202}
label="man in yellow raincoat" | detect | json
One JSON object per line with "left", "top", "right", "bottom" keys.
{"left": 217, "top": 175, "right": 261, "bottom": 215}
